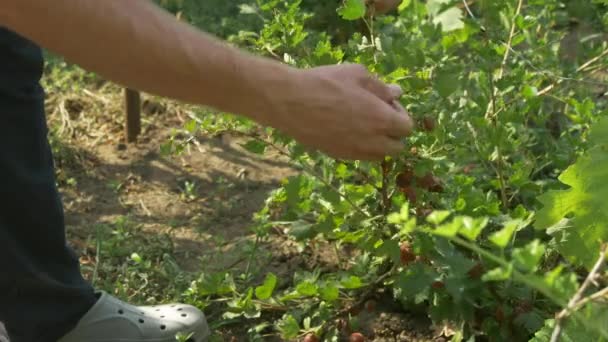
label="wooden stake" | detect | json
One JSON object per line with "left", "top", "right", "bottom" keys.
{"left": 124, "top": 88, "right": 141, "bottom": 143}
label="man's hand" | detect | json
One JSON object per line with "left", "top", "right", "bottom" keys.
{"left": 265, "top": 64, "right": 413, "bottom": 161}
{"left": 2, "top": 0, "right": 412, "bottom": 161}
{"left": 367, "top": 0, "right": 403, "bottom": 15}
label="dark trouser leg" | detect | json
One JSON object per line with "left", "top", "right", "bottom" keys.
{"left": 0, "top": 40, "right": 97, "bottom": 342}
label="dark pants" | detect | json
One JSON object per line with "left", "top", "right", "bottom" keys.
{"left": 0, "top": 28, "right": 97, "bottom": 342}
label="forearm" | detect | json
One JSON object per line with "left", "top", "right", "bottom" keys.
{"left": 0, "top": 0, "right": 294, "bottom": 124}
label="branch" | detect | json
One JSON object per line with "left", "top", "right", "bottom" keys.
{"left": 484, "top": 0, "right": 524, "bottom": 121}
{"left": 550, "top": 244, "right": 608, "bottom": 342}
{"left": 538, "top": 48, "right": 608, "bottom": 96}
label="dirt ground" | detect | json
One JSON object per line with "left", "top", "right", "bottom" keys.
{"left": 45, "top": 84, "right": 438, "bottom": 341}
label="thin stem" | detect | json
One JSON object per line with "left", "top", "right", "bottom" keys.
{"left": 538, "top": 47, "right": 608, "bottom": 96}
{"left": 484, "top": 0, "right": 524, "bottom": 121}
{"left": 550, "top": 244, "right": 608, "bottom": 342}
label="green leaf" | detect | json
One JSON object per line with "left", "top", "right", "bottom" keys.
{"left": 427, "top": 0, "right": 464, "bottom": 32}
{"left": 396, "top": 263, "right": 434, "bottom": 298}
{"left": 434, "top": 70, "right": 459, "bottom": 98}
{"left": 489, "top": 220, "right": 522, "bottom": 248}
{"left": 376, "top": 239, "right": 401, "bottom": 264}
{"left": 482, "top": 264, "right": 513, "bottom": 282}
{"left": 458, "top": 216, "right": 489, "bottom": 241}
{"left": 288, "top": 220, "right": 315, "bottom": 241}
{"left": 277, "top": 314, "right": 300, "bottom": 339}
{"left": 535, "top": 117, "right": 608, "bottom": 269}
{"left": 340, "top": 275, "right": 364, "bottom": 289}
{"left": 255, "top": 273, "right": 277, "bottom": 300}
{"left": 433, "top": 217, "right": 463, "bottom": 238}
{"left": 522, "top": 85, "right": 538, "bottom": 99}
{"left": 296, "top": 281, "right": 318, "bottom": 296}
{"left": 241, "top": 140, "right": 267, "bottom": 154}
{"left": 320, "top": 282, "right": 340, "bottom": 302}
{"left": 512, "top": 239, "right": 545, "bottom": 273}
{"left": 184, "top": 119, "right": 198, "bottom": 133}
{"left": 338, "top": 0, "right": 366, "bottom": 20}
{"left": 238, "top": 3, "right": 258, "bottom": 14}
{"left": 426, "top": 210, "right": 451, "bottom": 225}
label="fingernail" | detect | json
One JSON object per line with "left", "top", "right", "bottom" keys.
{"left": 389, "top": 84, "right": 403, "bottom": 98}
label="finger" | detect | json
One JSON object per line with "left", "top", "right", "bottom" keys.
{"left": 366, "top": 136, "right": 406, "bottom": 159}
{"left": 382, "top": 101, "right": 414, "bottom": 138}
{"left": 361, "top": 74, "right": 395, "bottom": 103}
{"left": 389, "top": 84, "right": 403, "bottom": 99}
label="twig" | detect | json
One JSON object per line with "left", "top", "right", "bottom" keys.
{"left": 461, "top": 0, "right": 476, "bottom": 20}
{"left": 550, "top": 244, "right": 608, "bottom": 342}
{"left": 478, "top": 0, "right": 523, "bottom": 211}
{"left": 139, "top": 199, "right": 152, "bottom": 217}
{"left": 538, "top": 47, "right": 608, "bottom": 96}
{"left": 484, "top": 0, "right": 524, "bottom": 121}
{"left": 570, "top": 286, "right": 608, "bottom": 312}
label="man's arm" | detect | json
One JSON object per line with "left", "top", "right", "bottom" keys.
{"left": 1, "top": 0, "right": 413, "bottom": 161}
{"left": 1, "top": 1, "right": 290, "bottom": 126}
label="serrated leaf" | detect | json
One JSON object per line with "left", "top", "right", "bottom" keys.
{"left": 320, "top": 282, "right": 340, "bottom": 301}
{"left": 277, "top": 314, "right": 300, "bottom": 339}
{"left": 427, "top": 0, "right": 464, "bottom": 32}
{"left": 433, "top": 217, "right": 463, "bottom": 237}
{"left": 426, "top": 210, "right": 451, "bottom": 225}
{"left": 255, "top": 273, "right": 277, "bottom": 300}
{"left": 296, "top": 281, "right": 318, "bottom": 296}
{"left": 535, "top": 117, "right": 608, "bottom": 269}
{"left": 396, "top": 263, "right": 434, "bottom": 298}
{"left": 376, "top": 239, "right": 401, "bottom": 264}
{"left": 482, "top": 264, "right": 513, "bottom": 282}
{"left": 459, "top": 216, "right": 489, "bottom": 241}
{"left": 238, "top": 4, "right": 258, "bottom": 14}
{"left": 489, "top": 219, "right": 522, "bottom": 248}
{"left": 288, "top": 220, "right": 315, "bottom": 241}
{"left": 338, "top": 0, "right": 366, "bottom": 20}
{"left": 512, "top": 239, "right": 545, "bottom": 272}
{"left": 241, "top": 140, "right": 267, "bottom": 154}
{"left": 434, "top": 70, "right": 459, "bottom": 98}
{"left": 341, "top": 275, "right": 364, "bottom": 289}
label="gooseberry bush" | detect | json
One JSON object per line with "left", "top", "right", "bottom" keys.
{"left": 164, "top": 0, "right": 608, "bottom": 340}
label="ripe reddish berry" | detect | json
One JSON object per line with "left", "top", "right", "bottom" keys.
{"left": 418, "top": 172, "right": 443, "bottom": 193}
{"left": 401, "top": 186, "right": 417, "bottom": 204}
{"left": 431, "top": 281, "right": 445, "bottom": 290}
{"left": 396, "top": 170, "right": 414, "bottom": 188}
{"left": 416, "top": 206, "right": 433, "bottom": 218}
{"left": 303, "top": 333, "right": 319, "bottom": 342}
{"left": 463, "top": 163, "right": 477, "bottom": 174}
{"left": 364, "top": 299, "right": 376, "bottom": 312}
{"left": 515, "top": 301, "right": 533, "bottom": 315}
{"left": 495, "top": 307, "right": 505, "bottom": 322}
{"left": 349, "top": 332, "right": 365, "bottom": 342}
{"left": 400, "top": 242, "right": 416, "bottom": 265}
{"left": 422, "top": 116, "right": 436, "bottom": 132}
{"left": 467, "top": 263, "right": 484, "bottom": 279}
